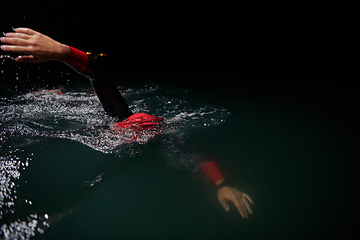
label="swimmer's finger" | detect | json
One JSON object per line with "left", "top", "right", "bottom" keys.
{"left": 0, "top": 45, "right": 34, "bottom": 54}
{"left": 242, "top": 193, "right": 253, "bottom": 204}
{"left": 243, "top": 197, "right": 252, "bottom": 215}
{"left": 14, "top": 28, "right": 39, "bottom": 36}
{"left": 15, "top": 55, "right": 36, "bottom": 62}
{"left": 0, "top": 37, "right": 30, "bottom": 46}
{"left": 3, "top": 32, "right": 31, "bottom": 39}
{"left": 234, "top": 201, "right": 247, "bottom": 218}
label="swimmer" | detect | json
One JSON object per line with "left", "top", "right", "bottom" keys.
{"left": 1, "top": 28, "right": 253, "bottom": 218}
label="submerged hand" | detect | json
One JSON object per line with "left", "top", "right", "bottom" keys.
{"left": 1, "top": 28, "right": 69, "bottom": 62}
{"left": 217, "top": 186, "right": 253, "bottom": 218}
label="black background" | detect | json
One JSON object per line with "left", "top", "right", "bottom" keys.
{"left": 1, "top": 3, "right": 337, "bottom": 82}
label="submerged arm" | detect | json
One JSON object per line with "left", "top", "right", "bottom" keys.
{"left": 198, "top": 158, "right": 253, "bottom": 218}
{"left": 169, "top": 137, "right": 253, "bottom": 218}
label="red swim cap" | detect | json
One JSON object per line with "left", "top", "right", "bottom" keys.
{"left": 112, "top": 113, "right": 164, "bottom": 143}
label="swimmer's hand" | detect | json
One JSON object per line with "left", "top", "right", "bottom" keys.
{"left": 1, "top": 28, "right": 69, "bottom": 63}
{"left": 216, "top": 182, "right": 253, "bottom": 218}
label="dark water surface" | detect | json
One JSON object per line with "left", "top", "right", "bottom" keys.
{"left": 0, "top": 59, "right": 355, "bottom": 239}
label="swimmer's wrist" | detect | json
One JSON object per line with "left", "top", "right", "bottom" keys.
{"left": 215, "top": 178, "right": 233, "bottom": 189}
{"left": 64, "top": 46, "right": 89, "bottom": 73}
{"left": 215, "top": 179, "right": 225, "bottom": 186}
{"left": 54, "top": 43, "right": 70, "bottom": 62}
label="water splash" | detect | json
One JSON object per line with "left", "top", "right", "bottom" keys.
{"left": 1, "top": 84, "right": 230, "bottom": 153}
{"left": 0, "top": 144, "right": 45, "bottom": 239}
{"left": 0, "top": 55, "right": 14, "bottom": 60}
{"left": 0, "top": 83, "right": 231, "bottom": 238}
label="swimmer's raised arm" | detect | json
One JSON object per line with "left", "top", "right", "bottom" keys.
{"left": 1, "top": 27, "right": 132, "bottom": 119}
{"left": 1, "top": 28, "right": 69, "bottom": 62}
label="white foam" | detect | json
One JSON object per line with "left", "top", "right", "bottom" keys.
{"left": 1, "top": 84, "right": 231, "bottom": 154}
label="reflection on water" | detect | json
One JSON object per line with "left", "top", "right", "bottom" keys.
{"left": 0, "top": 82, "right": 230, "bottom": 238}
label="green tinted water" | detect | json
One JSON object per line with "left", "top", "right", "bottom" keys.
{"left": 1, "top": 80, "right": 351, "bottom": 239}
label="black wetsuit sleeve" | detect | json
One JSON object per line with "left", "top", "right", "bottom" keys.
{"left": 65, "top": 46, "right": 133, "bottom": 120}
{"left": 161, "top": 135, "right": 226, "bottom": 184}
{"left": 84, "top": 57, "right": 133, "bottom": 120}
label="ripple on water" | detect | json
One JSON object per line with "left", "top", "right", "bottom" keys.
{"left": 0, "top": 83, "right": 231, "bottom": 238}
{"left": 1, "top": 84, "right": 231, "bottom": 153}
